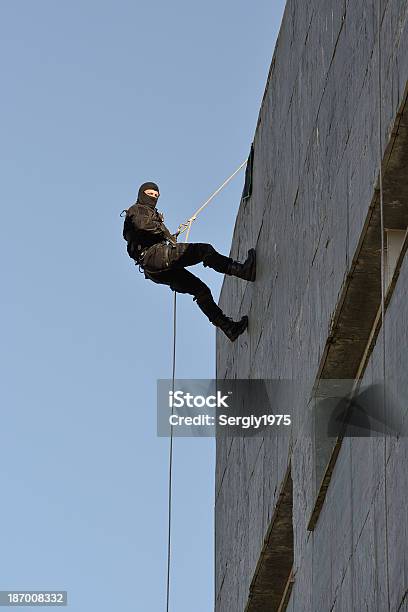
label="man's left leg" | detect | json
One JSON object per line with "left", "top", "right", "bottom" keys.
{"left": 144, "top": 267, "right": 248, "bottom": 341}
{"left": 167, "top": 243, "right": 256, "bottom": 282}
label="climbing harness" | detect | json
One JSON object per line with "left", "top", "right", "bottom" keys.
{"left": 165, "top": 159, "right": 247, "bottom": 611}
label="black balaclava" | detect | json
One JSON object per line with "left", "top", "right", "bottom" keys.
{"left": 137, "top": 182, "right": 160, "bottom": 208}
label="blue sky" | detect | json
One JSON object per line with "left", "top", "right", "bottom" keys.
{"left": 0, "top": 2, "right": 285, "bottom": 610}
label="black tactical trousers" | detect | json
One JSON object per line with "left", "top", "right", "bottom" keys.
{"left": 142, "top": 242, "right": 233, "bottom": 324}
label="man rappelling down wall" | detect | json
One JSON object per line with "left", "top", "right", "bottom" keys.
{"left": 123, "top": 182, "right": 256, "bottom": 341}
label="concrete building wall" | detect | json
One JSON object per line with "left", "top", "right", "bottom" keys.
{"left": 215, "top": 1, "right": 408, "bottom": 610}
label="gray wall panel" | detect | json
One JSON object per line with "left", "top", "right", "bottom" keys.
{"left": 215, "top": 1, "right": 408, "bottom": 609}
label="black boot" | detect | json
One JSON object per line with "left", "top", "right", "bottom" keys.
{"left": 227, "top": 249, "right": 256, "bottom": 281}
{"left": 195, "top": 293, "right": 249, "bottom": 342}
{"left": 216, "top": 315, "right": 248, "bottom": 342}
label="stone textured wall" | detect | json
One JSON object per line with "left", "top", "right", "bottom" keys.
{"left": 215, "top": 1, "right": 408, "bottom": 610}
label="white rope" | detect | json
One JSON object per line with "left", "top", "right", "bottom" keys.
{"left": 178, "top": 160, "right": 247, "bottom": 241}
{"left": 165, "top": 158, "right": 247, "bottom": 611}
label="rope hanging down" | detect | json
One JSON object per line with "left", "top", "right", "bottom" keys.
{"left": 165, "top": 291, "right": 177, "bottom": 612}
{"left": 165, "top": 159, "right": 247, "bottom": 612}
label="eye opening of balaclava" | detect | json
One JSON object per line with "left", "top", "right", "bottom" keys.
{"left": 137, "top": 181, "right": 160, "bottom": 207}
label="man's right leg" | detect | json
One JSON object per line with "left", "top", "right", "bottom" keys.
{"left": 144, "top": 268, "right": 248, "bottom": 341}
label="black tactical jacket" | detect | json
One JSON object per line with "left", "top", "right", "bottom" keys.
{"left": 123, "top": 203, "right": 176, "bottom": 262}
